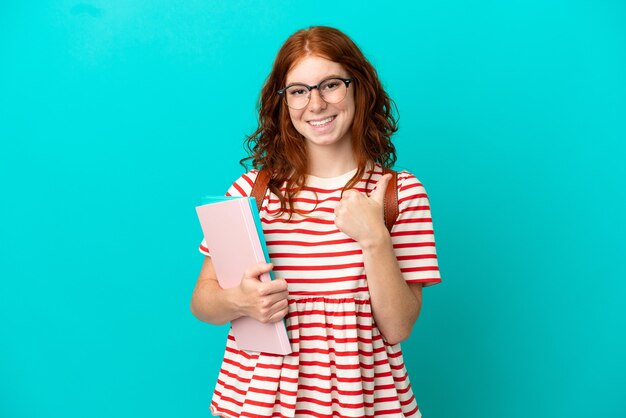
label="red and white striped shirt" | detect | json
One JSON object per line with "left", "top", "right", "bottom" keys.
{"left": 199, "top": 164, "right": 441, "bottom": 418}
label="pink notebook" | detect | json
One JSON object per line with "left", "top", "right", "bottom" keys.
{"left": 196, "top": 197, "right": 292, "bottom": 355}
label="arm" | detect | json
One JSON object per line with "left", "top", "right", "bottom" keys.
{"left": 190, "top": 256, "right": 289, "bottom": 325}
{"left": 334, "top": 174, "right": 423, "bottom": 345}
{"left": 359, "top": 230, "right": 423, "bottom": 345}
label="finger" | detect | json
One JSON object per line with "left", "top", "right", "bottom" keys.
{"left": 259, "top": 289, "right": 288, "bottom": 310}
{"left": 334, "top": 201, "right": 344, "bottom": 217}
{"left": 270, "top": 297, "right": 289, "bottom": 312}
{"left": 267, "top": 302, "right": 289, "bottom": 323}
{"left": 260, "top": 279, "right": 288, "bottom": 296}
{"left": 272, "top": 278, "right": 288, "bottom": 291}
{"left": 341, "top": 189, "right": 359, "bottom": 200}
{"left": 370, "top": 173, "right": 392, "bottom": 204}
{"left": 260, "top": 293, "right": 289, "bottom": 323}
{"left": 244, "top": 262, "right": 274, "bottom": 280}
{"left": 263, "top": 291, "right": 289, "bottom": 307}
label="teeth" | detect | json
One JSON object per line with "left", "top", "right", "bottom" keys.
{"left": 309, "top": 116, "right": 334, "bottom": 126}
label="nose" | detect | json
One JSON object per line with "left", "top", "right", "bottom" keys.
{"left": 307, "top": 88, "right": 327, "bottom": 112}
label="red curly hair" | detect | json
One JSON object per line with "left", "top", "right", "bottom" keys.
{"left": 242, "top": 26, "right": 398, "bottom": 215}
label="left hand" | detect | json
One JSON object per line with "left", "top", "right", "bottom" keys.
{"left": 334, "top": 173, "right": 393, "bottom": 246}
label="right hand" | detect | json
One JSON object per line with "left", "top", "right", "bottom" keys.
{"left": 237, "top": 262, "right": 289, "bottom": 323}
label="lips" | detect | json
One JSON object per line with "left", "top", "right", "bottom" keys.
{"left": 307, "top": 115, "right": 336, "bottom": 127}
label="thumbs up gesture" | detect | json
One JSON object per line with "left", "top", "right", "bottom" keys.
{"left": 334, "top": 173, "right": 393, "bottom": 247}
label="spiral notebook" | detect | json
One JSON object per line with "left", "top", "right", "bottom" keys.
{"left": 195, "top": 196, "right": 292, "bottom": 355}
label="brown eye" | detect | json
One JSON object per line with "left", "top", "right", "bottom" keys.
{"left": 321, "top": 80, "right": 341, "bottom": 91}
{"left": 287, "top": 86, "right": 309, "bottom": 96}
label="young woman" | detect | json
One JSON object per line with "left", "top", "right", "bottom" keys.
{"left": 191, "top": 26, "right": 441, "bottom": 418}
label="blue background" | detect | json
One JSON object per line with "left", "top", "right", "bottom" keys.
{"left": 1, "top": 1, "right": 625, "bottom": 417}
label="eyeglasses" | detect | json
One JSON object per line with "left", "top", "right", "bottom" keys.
{"left": 277, "top": 77, "right": 353, "bottom": 110}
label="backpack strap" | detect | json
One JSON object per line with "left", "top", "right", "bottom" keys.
{"left": 250, "top": 168, "right": 399, "bottom": 233}
{"left": 250, "top": 169, "right": 271, "bottom": 212}
{"left": 382, "top": 169, "right": 399, "bottom": 233}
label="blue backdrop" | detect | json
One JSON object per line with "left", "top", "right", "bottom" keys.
{"left": 1, "top": 1, "right": 625, "bottom": 417}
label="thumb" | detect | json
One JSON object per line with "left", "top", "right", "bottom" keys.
{"left": 370, "top": 173, "right": 392, "bottom": 204}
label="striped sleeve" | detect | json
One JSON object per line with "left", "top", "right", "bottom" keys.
{"left": 392, "top": 171, "right": 442, "bottom": 286}
{"left": 198, "top": 170, "right": 259, "bottom": 256}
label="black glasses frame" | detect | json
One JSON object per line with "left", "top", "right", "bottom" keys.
{"left": 277, "top": 77, "right": 354, "bottom": 108}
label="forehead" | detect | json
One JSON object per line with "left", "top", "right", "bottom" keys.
{"left": 286, "top": 55, "right": 347, "bottom": 85}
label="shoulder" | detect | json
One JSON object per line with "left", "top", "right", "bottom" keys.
{"left": 369, "top": 163, "right": 426, "bottom": 193}
{"left": 396, "top": 169, "right": 426, "bottom": 192}
{"left": 394, "top": 169, "right": 431, "bottom": 208}
{"left": 226, "top": 169, "right": 260, "bottom": 197}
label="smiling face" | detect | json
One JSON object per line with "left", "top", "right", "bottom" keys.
{"left": 284, "top": 55, "right": 355, "bottom": 151}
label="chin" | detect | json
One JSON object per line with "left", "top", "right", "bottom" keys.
{"left": 306, "top": 134, "right": 348, "bottom": 147}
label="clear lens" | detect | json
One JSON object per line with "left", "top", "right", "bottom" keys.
{"left": 285, "top": 84, "right": 310, "bottom": 110}
{"left": 319, "top": 79, "right": 347, "bottom": 104}
{"left": 282, "top": 78, "right": 349, "bottom": 110}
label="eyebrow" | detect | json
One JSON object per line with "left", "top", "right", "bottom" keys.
{"left": 285, "top": 74, "right": 345, "bottom": 86}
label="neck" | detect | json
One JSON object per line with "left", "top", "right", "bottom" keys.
{"left": 306, "top": 141, "right": 356, "bottom": 178}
